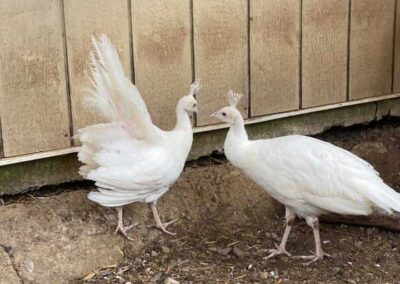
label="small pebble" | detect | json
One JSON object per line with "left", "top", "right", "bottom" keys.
{"left": 165, "top": 277, "right": 179, "bottom": 284}
{"left": 232, "top": 246, "right": 245, "bottom": 259}
{"left": 279, "top": 256, "right": 289, "bottom": 262}
{"left": 260, "top": 272, "right": 269, "bottom": 279}
{"left": 150, "top": 272, "right": 163, "bottom": 282}
{"left": 151, "top": 250, "right": 159, "bottom": 257}
{"left": 161, "top": 246, "right": 171, "bottom": 254}
{"left": 217, "top": 247, "right": 232, "bottom": 256}
{"left": 333, "top": 267, "right": 343, "bottom": 274}
{"left": 343, "top": 271, "right": 352, "bottom": 278}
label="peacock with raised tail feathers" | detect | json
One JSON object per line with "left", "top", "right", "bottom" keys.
{"left": 211, "top": 90, "right": 400, "bottom": 264}
{"left": 76, "top": 35, "right": 201, "bottom": 238}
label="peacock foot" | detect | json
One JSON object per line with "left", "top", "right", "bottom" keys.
{"left": 114, "top": 222, "right": 138, "bottom": 241}
{"left": 264, "top": 243, "right": 292, "bottom": 260}
{"left": 154, "top": 218, "right": 178, "bottom": 236}
{"left": 293, "top": 250, "right": 331, "bottom": 265}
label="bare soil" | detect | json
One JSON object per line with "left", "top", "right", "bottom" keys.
{"left": 77, "top": 118, "right": 400, "bottom": 284}
{"left": 1, "top": 118, "right": 399, "bottom": 284}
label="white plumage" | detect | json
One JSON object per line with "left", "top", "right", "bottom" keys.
{"left": 76, "top": 35, "right": 201, "bottom": 237}
{"left": 211, "top": 91, "right": 400, "bottom": 264}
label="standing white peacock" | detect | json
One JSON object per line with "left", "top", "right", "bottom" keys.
{"left": 76, "top": 35, "right": 201, "bottom": 239}
{"left": 211, "top": 91, "right": 400, "bottom": 264}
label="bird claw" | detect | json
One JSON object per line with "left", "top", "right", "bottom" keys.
{"left": 114, "top": 223, "right": 138, "bottom": 241}
{"left": 263, "top": 243, "right": 292, "bottom": 260}
{"left": 293, "top": 251, "right": 331, "bottom": 265}
{"left": 154, "top": 218, "right": 178, "bottom": 236}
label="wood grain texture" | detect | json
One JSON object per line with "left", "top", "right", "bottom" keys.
{"left": 349, "top": 0, "right": 395, "bottom": 100}
{"left": 302, "top": 0, "right": 349, "bottom": 108}
{"left": 132, "top": 0, "right": 192, "bottom": 130}
{"left": 250, "top": 0, "right": 300, "bottom": 117}
{"left": 394, "top": 0, "right": 400, "bottom": 92}
{"left": 64, "top": 0, "right": 131, "bottom": 133}
{"left": 0, "top": 0, "right": 70, "bottom": 156}
{"left": 193, "top": 0, "right": 248, "bottom": 125}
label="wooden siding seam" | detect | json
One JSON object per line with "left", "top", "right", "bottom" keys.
{"left": 247, "top": 0, "right": 252, "bottom": 118}
{"left": 392, "top": 0, "right": 398, "bottom": 93}
{"left": 346, "top": 0, "right": 352, "bottom": 101}
{"left": 0, "top": 115, "right": 4, "bottom": 158}
{"left": 128, "top": 0, "right": 135, "bottom": 84}
{"left": 60, "top": 0, "right": 74, "bottom": 146}
{"left": 299, "top": 0, "right": 303, "bottom": 109}
{"left": 190, "top": 0, "right": 198, "bottom": 126}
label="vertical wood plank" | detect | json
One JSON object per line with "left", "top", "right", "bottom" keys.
{"left": 349, "top": 0, "right": 395, "bottom": 100}
{"left": 394, "top": 0, "right": 400, "bottom": 92}
{"left": 0, "top": 119, "right": 3, "bottom": 158}
{"left": 302, "top": 0, "right": 349, "bottom": 108}
{"left": 132, "top": 0, "right": 192, "bottom": 130}
{"left": 193, "top": 0, "right": 248, "bottom": 125}
{"left": 0, "top": 0, "right": 70, "bottom": 156}
{"left": 64, "top": 0, "right": 131, "bottom": 133}
{"left": 250, "top": 0, "right": 300, "bottom": 117}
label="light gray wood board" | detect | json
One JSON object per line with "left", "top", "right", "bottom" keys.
{"left": 250, "top": 0, "right": 300, "bottom": 116}
{"left": 64, "top": 0, "right": 131, "bottom": 134}
{"left": 393, "top": 0, "right": 400, "bottom": 92}
{"left": 132, "top": 0, "right": 192, "bottom": 130}
{"left": 302, "top": 0, "right": 349, "bottom": 108}
{"left": 349, "top": 0, "right": 395, "bottom": 99}
{"left": 0, "top": 0, "right": 71, "bottom": 156}
{"left": 193, "top": 0, "right": 248, "bottom": 126}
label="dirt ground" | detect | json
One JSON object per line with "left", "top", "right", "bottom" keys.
{"left": 1, "top": 118, "right": 399, "bottom": 284}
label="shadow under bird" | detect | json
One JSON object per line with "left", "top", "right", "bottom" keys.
{"left": 211, "top": 91, "right": 400, "bottom": 264}
{"left": 76, "top": 35, "right": 201, "bottom": 239}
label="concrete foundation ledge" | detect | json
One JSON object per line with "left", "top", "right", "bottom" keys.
{"left": 0, "top": 98, "right": 399, "bottom": 196}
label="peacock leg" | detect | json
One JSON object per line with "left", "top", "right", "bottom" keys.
{"left": 150, "top": 201, "right": 178, "bottom": 236}
{"left": 293, "top": 216, "right": 331, "bottom": 265}
{"left": 264, "top": 207, "right": 295, "bottom": 259}
{"left": 114, "top": 206, "right": 138, "bottom": 241}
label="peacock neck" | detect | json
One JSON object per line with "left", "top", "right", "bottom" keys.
{"left": 174, "top": 106, "right": 192, "bottom": 132}
{"left": 227, "top": 116, "right": 248, "bottom": 143}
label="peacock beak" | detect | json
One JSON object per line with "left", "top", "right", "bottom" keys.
{"left": 210, "top": 112, "right": 218, "bottom": 118}
{"left": 193, "top": 106, "right": 198, "bottom": 113}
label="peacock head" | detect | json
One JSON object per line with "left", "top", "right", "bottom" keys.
{"left": 210, "top": 90, "right": 243, "bottom": 124}
{"left": 180, "top": 95, "right": 198, "bottom": 113}
{"left": 178, "top": 79, "right": 201, "bottom": 113}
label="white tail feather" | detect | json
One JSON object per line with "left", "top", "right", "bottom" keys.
{"left": 85, "top": 35, "right": 158, "bottom": 143}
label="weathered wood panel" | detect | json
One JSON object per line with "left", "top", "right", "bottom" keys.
{"left": 194, "top": 0, "right": 248, "bottom": 125}
{"left": 0, "top": 0, "right": 70, "bottom": 156}
{"left": 132, "top": 0, "right": 192, "bottom": 130}
{"left": 302, "top": 0, "right": 349, "bottom": 108}
{"left": 394, "top": 0, "right": 400, "bottom": 92}
{"left": 250, "top": 0, "right": 300, "bottom": 116}
{"left": 64, "top": 0, "right": 131, "bottom": 133}
{"left": 349, "top": 0, "right": 395, "bottom": 100}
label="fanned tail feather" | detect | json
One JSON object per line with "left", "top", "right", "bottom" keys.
{"left": 84, "top": 35, "right": 157, "bottom": 143}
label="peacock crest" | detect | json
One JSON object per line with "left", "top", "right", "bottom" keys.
{"left": 226, "top": 90, "right": 243, "bottom": 108}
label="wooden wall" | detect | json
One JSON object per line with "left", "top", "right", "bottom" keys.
{"left": 0, "top": 0, "right": 399, "bottom": 159}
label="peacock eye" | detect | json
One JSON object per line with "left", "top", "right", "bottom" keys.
{"left": 193, "top": 103, "right": 196, "bottom": 107}
{"left": 222, "top": 112, "right": 226, "bottom": 116}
